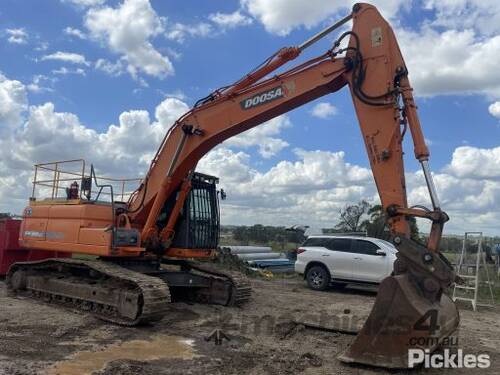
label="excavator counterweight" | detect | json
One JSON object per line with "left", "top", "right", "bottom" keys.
{"left": 6, "top": 2, "right": 458, "bottom": 369}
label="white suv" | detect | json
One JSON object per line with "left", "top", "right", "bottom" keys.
{"left": 295, "top": 235, "right": 397, "bottom": 291}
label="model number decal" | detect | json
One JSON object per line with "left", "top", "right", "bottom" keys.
{"left": 24, "top": 231, "right": 64, "bottom": 239}
{"left": 240, "top": 86, "right": 284, "bottom": 110}
{"left": 24, "top": 231, "right": 45, "bottom": 238}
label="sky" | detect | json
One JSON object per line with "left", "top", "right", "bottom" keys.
{"left": 0, "top": 0, "right": 500, "bottom": 235}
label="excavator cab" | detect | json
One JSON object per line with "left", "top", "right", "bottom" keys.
{"left": 156, "top": 172, "right": 221, "bottom": 258}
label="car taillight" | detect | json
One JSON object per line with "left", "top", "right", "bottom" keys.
{"left": 296, "top": 248, "right": 306, "bottom": 254}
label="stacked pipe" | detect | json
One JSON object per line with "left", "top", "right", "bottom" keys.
{"left": 219, "top": 246, "right": 295, "bottom": 273}
{"left": 219, "top": 246, "right": 282, "bottom": 260}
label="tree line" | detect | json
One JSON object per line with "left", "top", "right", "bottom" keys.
{"left": 230, "top": 224, "right": 306, "bottom": 245}
{"left": 225, "top": 200, "right": 500, "bottom": 255}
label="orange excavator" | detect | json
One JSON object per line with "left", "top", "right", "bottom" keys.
{"left": 5, "top": 3, "right": 458, "bottom": 368}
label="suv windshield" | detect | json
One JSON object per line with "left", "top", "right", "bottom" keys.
{"left": 376, "top": 239, "right": 396, "bottom": 250}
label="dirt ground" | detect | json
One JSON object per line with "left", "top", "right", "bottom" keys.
{"left": 1, "top": 276, "right": 499, "bottom": 375}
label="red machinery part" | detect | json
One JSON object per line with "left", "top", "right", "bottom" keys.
{"left": 0, "top": 218, "right": 70, "bottom": 276}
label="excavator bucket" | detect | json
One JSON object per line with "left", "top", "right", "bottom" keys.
{"left": 339, "top": 238, "right": 460, "bottom": 369}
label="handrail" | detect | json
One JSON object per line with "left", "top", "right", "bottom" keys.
{"left": 34, "top": 159, "right": 85, "bottom": 167}
{"left": 90, "top": 164, "right": 116, "bottom": 250}
{"left": 35, "top": 165, "right": 142, "bottom": 182}
{"left": 31, "top": 159, "right": 141, "bottom": 202}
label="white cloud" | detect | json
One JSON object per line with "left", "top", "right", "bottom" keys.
{"left": 198, "top": 148, "right": 256, "bottom": 184}
{"left": 398, "top": 27, "right": 500, "bottom": 97}
{"left": 445, "top": 146, "right": 500, "bottom": 180}
{"left": 208, "top": 10, "right": 253, "bottom": 29}
{"left": 223, "top": 115, "right": 291, "bottom": 158}
{"left": 85, "top": 0, "right": 174, "bottom": 79}
{"left": 95, "top": 58, "right": 125, "bottom": 76}
{"left": 154, "top": 97, "right": 189, "bottom": 126}
{"left": 64, "top": 27, "right": 87, "bottom": 39}
{"left": 63, "top": 0, "right": 105, "bottom": 7}
{"left": 52, "top": 67, "right": 86, "bottom": 76}
{"left": 253, "top": 148, "right": 372, "bottom": 192}
{"left": 159, "top": 90, "right": 186, "bottom": 101}
{"left": 5, "top": 28, "right": 28, "bottom": 44}
{"left": 165, "top": 22, "right": 213, "bottom": 43}
{"left": 241, "top": 0, "right": 407, "bottom": 36}
{"left": 165, "top": 11, "right": 251, "bottom": 43}
{"left": 35, "top": 41, "right": 49, "bottom": 52}
{"left": 489, "top": 101, "right": 500, "bottom": 119}
{"left": 42, "top": 51, "right": 90, "bottom": 66}
{"left": 197, "top": 147, "right": 375, "bottom": 227}
{"left": 26, "top": 75, "right": 54, "bottom": 94}
{"left": 310, "top": 102, "right": 337, "bottom": 119}
{"left": 0, "top": 73, "right": 28, "bottom": 131}
{"left": 424, "top": 0, "right": 500, "bottom": 36}
{"left": 164, "top": 47, "right": 182, "bottom": 61}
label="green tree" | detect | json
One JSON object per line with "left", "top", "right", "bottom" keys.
{"left": 357, "top": 203, "right": 420, "bottom": 241}
{"left": 361, "top": 204, "right": 387, "bottom": 239}
{"left": 231, "top": 224, "right": 306, "bottom": 246}
{"left": 408, "top": 217, "right": 420, "bottom": 242}
{"left": 233, "top": 226, "right": 249, "bottom": 244}
{"left": 334, "top": 200, "right": 370, "bottom": 232}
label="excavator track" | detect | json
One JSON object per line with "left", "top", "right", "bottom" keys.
{"left": 6, "top": 258, "right": 171, "bottom": 326}
{"left": 183, "top": 261, "right": 252, "bottom": 306}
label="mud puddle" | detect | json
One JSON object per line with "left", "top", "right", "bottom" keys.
{"left": 48, "top": 334, "right": 197, "bottom": 375}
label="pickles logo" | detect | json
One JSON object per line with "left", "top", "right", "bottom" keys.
{"left": 240, "top": 86, "right": 284, "bottom": 110}
{"left": 408, "top": 309, "right": 490, "bottom": 369}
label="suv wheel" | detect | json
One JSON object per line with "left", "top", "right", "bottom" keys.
{"left": 306, "top": 265, "right": 330, "bottom": 291}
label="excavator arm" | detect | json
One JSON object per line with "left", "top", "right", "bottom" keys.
{"left": 125, "top": 3, "right": 458, "bottom": 368}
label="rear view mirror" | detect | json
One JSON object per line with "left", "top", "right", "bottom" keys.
{"left": 376, "top": 249, "right": 386, "bottom": 256}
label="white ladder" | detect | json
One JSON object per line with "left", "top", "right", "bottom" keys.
{"left": 496, "top": 243, "right": 500, "bottom": 277}
{"left": 452, "top": 232, "right": 495, "bottom": 311}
